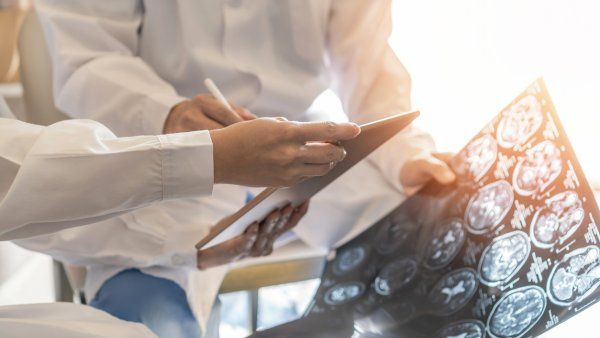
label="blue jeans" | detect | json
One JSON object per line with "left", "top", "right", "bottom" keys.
{"left": 90, "top": 269, "right": 202, "bottom": 338}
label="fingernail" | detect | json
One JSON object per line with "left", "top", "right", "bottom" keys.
{"left": 277, "top": 215, "right": 290, "bottom": 230}
{"left": 444, "top": 170, "right": 456, "bottom": 182}
{"left": 266, "top": 219, "right": 278, "bottom": 232}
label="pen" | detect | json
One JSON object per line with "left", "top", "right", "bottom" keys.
{"left": 204, "top": 78, "right": 236, "bottom": 114}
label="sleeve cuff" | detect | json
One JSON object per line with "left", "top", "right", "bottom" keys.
{"left": 158, "top": 130, "right": 214, "bottom": 200}
{"left": 368, "top": 123, "right": 436, "bottom": 193}
{"left": 142, "top": 93, "right": 188, "bottom": 135}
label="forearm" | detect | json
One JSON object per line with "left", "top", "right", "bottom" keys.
{"left": 0, "top": 118, "right": 213, "bottom": 241}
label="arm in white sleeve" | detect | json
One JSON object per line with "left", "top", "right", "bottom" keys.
{"left": 34, "top": 0, "right": 186, "bottom": 136}
{"left": 0, "top": 117, "right": 213, "bottom": 241}
{"left": 328, "top": 0, "right": 435, "bottom": 192}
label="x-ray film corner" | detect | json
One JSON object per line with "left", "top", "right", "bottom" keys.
{"left": 252, "top": 78, "right": 600, "bottom": 338}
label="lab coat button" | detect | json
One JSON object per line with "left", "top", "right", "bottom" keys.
{"left": 171, "top": 254, "right": 186, "bottom": 266}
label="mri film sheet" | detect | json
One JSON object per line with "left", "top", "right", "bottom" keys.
{"left": 251, "top": 79, "right": 600, "bottom": 338}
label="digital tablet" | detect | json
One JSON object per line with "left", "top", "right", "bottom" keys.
{"left": 195, "top": 111, "right": 420, "bottom": 249}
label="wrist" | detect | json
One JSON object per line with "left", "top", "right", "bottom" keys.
{"left": 209, "top": 129, "right": 226, "bottom": 184}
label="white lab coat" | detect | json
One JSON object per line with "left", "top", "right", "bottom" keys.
{"left": 0, "top": 97, "right": 214, "bottom": 337}
{"left": 23, "top": 0, "right": 435, "bottom": 333}
{"left": 0, "top": 303, "right": 156, "bottom": 338}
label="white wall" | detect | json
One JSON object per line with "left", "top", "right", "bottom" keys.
{"left": 390, "top": 0, "right": 600, "bottom": 187}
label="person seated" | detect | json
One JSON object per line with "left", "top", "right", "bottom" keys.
{"left": 21, "top": 1, "right": 456, "bottom": 337}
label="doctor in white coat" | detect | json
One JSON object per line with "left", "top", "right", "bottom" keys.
{"left": 23, "top": 1, "right": 457, "bottom": 337}
{"left": 0, "top": 97, "right": 360, "bottom": 337}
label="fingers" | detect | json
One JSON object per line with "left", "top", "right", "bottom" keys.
{"left": 251, "top": 209, "right": 281, "bottom": 257}
{"left": 233, "top": 105, "right": 257, "bottom": 121}
{"left": 280, "top": 201, "right": 309, "bottom": 234}
{"left": 274, "top": 205, "right": 294, "bottom": 235}
{"left": 299, "top": 163, "right": 335, "bottom": 178}
{"left": 419, "top": 156, "right": 456, "bottom": 185}
{"left": 295, "top": 121, "right": 361, "bottom": 142}
{"left": 205, "top": 105, "right": 244, "bottom": 126}
{"left": 193, "top": 94, "right": 244, "bottom": 126}
{"left": 261, "top": 206, "right": 292, "bottom": 256}
{"left": 297, "top": 143, "right": 347, "bottom": 164}
{"left": 198, "top": 115, "right": 226, "bottom": 130}
{"left": 260, "top": 202, "right": 307, "bottom": 257}
{"left": 200, "top": 202, "right": 311, "bottom": 266}
{"left": 196, "top": 223, "right": 258, "bottom": 270}
{"left": 432, "top": 152, "right": 455, "bottom": 164}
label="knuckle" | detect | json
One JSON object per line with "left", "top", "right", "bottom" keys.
{"left": 281, "top": 123, "right": 300, "bottom": 139}
{"left": 282, "top": 146, "right": 299, "bottom": 164}
{"left": 195, "top": 93, "right": 211, "bottom": 101}
{"left": 325, "top": 121, "right": 336, "bottom": 136}
{"left": 181, "top": 112, "right": 196, "bottom": 125}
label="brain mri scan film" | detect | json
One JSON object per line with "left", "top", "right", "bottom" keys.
{"left": 530, "top": 190, "right": 585, "bottom": 249}
{"left": 324, "top": 282, "right": 366, "bottom": 306}
{"left": 479, "top": 231, "right": 531, "bottom": 287}
{"left": 513, "top": 140, "right": 563, "bottom": 196}
{"left": 424, "top": 218, "right": 467, "bottom": 270}
{"left": 428, "top": 268, "right": 479, "bottom": 315}
{"left": 547, "top": 245, "right": 600, "bottom": 307}
{"left": 333, "top": 245, "right": 369, "bottom": 276}
{"left": 496, "top": 94, "right": 544, "bottom": 149}
{"left": 374, "top": 213, "right": 414, "bottom": 255}
{"left": 452, "top": 134, "right": 498, "bottom": 182}
{"left": 252, "top": 80, "right": 600, "bottom": 338}
{"left": 373, "top": 257, "right": 418, "bottom": 296}
{"left": 487, "top": 286, "right": 547, "bottom": 338}
{"left": 465, "top": 180, "right": 514, "bottom": 234}
{"left": 434, "top": 319, "right": 486, "bottom": 338}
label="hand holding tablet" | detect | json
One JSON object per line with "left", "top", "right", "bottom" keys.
{"left": 196, "top": 110, "right": 420, "bottom": 250}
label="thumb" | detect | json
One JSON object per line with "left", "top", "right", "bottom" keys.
{"left": 400, "top": 155, "right": 456, "bottom": 193}
{"left": 420, "top": 156, "right": 456, "bottom": 185}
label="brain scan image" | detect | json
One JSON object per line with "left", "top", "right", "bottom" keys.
{"left": 530, "top": 191, "right": 585, "bottom": 249}
{"left": 478, "top": 231, "right": 531, "bottom": 287}
{"left": 324, "top": 281, "right": 366, "bottom": 306}
{"left": 452, "top": 134, "right": 498, "bottom": 181}
{"left": 496, "top": 95, "right": 543, "bottom": 149}
{"left": 547, "top": 245, "right": 600, "bottom": 307}
{"left": 428, "top": 268, "right": 479, "bottom": 315}
{"left": 373, "top": 257, "right": 418, "bottom": 296}
{"left": 487, "top": 286, "right": 546, "bottom": 338}
{"left": 513, "top": 140, "right": 562, "bottom": 196}
{"left": 258, "top": 81, "right": 600, "bottom": 338}
{"left": 465, "top": 180, "right": 514, "bottom": 234}
{"left": 375, "top": 213, "right": 414, "bottom": 255}
{"left": 424, "top": 218, "right": 467, "bottom": 270}
{"left": 333, "top": 245, "right": 369, "bottom": 276}
{"left": 434, "top": 319, "right": 486, "bottom": 338}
